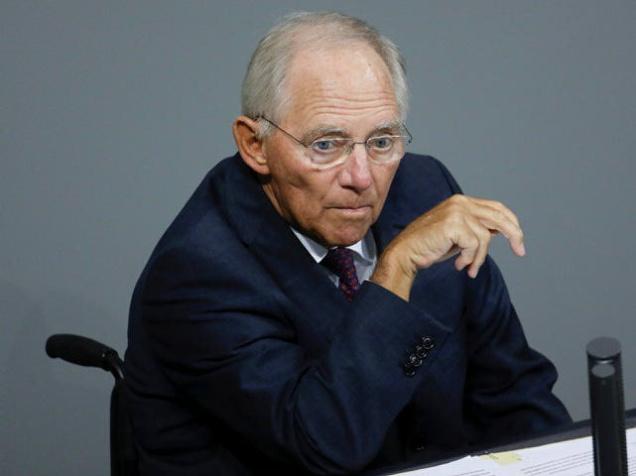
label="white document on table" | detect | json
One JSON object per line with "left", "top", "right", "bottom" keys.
{"left": 388, "top": 427, "right": 635, "bottom": 475}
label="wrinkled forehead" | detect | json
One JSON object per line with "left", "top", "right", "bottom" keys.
{"left": 279, "top": 43, "right": 399, "bottom": 128}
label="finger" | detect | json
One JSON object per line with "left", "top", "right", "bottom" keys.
{"left": 454, "top": 246, "right": 475, "bottom": 272}
{"left": 471, "top": 206, "right": 525, "bottom": 257}
{"left": 481, "top": 217, "right": 525, "bottom": 256}
{"left": 439, "top": 243, "right": 461, "bottom": 263}
{"left": 452, "top": 227, "right": 480, "bottom": 272}
{"left": 470, "top": 197, "right": 521, "bottom": 228}
{"left": 485, "top": 218, "right": 525, "bottom": 257}
{"left": 465, "top": 219, "right": 492, "bottom": 278}
{"left": 467, "top": 198, "right": 524, "bottom": 245}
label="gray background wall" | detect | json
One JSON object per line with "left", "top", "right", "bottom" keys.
{"left": 2, "top": 1, "right": 635, "bottom": 474}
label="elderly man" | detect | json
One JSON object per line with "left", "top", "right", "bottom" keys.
{"left": 125, "top": 12, "right": 570, "bottom": 475}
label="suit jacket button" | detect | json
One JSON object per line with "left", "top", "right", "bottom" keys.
{"left": 403, "top": 366, "right": 416, "bottom": 377}
{"left": 402, "top": 362, "right": 416, "bottom": 377}
{"left": 421, "top": 336, "right": 435, "bottom": 350}
{"left": 415, "top": 345, "right": 428, "bottom": 358}
{"left": 406, "top": 354, "right": 423, "bottom": 368}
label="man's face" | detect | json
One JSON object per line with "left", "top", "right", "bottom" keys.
{"left": 260, "top": 44, "right": 403, "bottom": 247}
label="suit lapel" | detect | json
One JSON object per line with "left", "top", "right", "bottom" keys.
{"left": 220, "top": 156, "right": 349, "bottom": 348}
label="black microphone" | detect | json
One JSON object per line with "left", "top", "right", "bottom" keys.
{"left": 46, "top": 333, "right": 123, "bottom": 379}
{"left": 587, "top": 337, "right": 627, "bottom": 476}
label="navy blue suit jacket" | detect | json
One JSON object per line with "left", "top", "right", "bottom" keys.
{"left": 125, "top": 153, "right": 571, "bottom": 475}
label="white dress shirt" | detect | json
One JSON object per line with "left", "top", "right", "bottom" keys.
{"left": 290, "top": 227, "right": 377, "bottom": 286}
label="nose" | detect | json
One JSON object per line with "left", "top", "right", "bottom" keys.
{"left": 337, "top": 143, "right": 373, "bottom": 192}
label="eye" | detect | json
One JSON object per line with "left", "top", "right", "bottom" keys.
{"left": 311, "top": 138, "right": 346, "bottom": 154}
{"left": 314, "top": 140, "right": 334, "bottom": 151}
{"left": 368, "top": 136, "right": 394, "bottom": 150}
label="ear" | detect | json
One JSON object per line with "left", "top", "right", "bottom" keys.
{"left": 232, "top": 116, "right": 271, "bottom": 175}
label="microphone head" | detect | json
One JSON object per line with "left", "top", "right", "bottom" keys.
{"left": 587, "top": 337, "right": 621, "bottom": 362}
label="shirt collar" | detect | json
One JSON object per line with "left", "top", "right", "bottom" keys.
{"left": 290, "top": 227, "right": 376, "bottom": 265}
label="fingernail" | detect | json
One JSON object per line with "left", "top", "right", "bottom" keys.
{"left": 520, "top": 243, "right": 526, "bottom": 256}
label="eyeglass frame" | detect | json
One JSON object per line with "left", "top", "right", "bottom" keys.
{"left": 255, "top": 115, "right": 413, "bottom": 169}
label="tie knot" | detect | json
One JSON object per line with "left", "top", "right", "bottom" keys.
{"left": 322, "top": 247, "right": 355, "bottom": 274}
{"left": 322, "top": 247, "right": 360, "bottom": 301}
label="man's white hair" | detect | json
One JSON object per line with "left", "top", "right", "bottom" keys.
{"left": 241, "top": 11, "right": 409, "bottom": 137}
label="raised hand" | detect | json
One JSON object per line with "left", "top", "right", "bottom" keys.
{"left": 371, "top": 195, "right": 525, "bottom": 301}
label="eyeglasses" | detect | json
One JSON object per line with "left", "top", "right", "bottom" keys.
{"left": 257, "top": 116, "right": 412, "bottom": 170}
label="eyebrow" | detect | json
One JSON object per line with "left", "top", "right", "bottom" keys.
{"left": 372, "top": 120, "right": 404, "bottom": 135}
{"left": 300, "top": 126, "right": 348, "bottom": 143}
{"left": 301, "top": 119, "right": 404, "bottom": 143}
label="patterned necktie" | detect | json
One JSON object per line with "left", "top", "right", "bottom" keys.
{"left": 322, "top": 247, "right": 360, "bottom": 302}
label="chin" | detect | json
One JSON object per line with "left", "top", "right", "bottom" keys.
{"left": 323, "top": 226, "right": 369, "bottom": 247}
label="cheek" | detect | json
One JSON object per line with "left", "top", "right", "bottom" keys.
{"left": 287, "top": 188, "right": 321, "bottom": 220}
{"left": 269, "top": 163, "right": 335, "bottom": 223}
{"left": 289, "top": 178, "right": 332, "bottom": 218}
{"left": 373, "top": 164, "right": 399, "bottom": 199}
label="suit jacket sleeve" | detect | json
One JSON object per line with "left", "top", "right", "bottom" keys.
{"left": 433, "top": 157, "right": 571, "bottom": 443}
{"left": 463, "top": 256, "right": 571, "bottom": 444}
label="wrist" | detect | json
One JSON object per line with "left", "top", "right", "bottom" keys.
{"left": 370, "top": 243, "right": 417, "bottom": 302}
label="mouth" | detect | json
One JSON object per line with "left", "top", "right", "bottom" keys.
{"left": 331, "top": 205, "right": 372, "bottom": 217}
